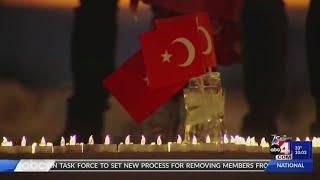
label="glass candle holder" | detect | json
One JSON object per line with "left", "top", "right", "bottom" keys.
{"left": 183, "top": 72, "right": 225, "bottom": 143}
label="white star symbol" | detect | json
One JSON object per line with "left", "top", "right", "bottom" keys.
{"left": 161, "top": 50, "right": 172, "bottom": 63}
{"left": 143, "top": 76, "right": 149, "bottom": 86}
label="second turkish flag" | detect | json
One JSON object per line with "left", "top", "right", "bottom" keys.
{"left": 155, "top": 12, "right": 217, "bottom": 68}
{"left": 140, "top": 19, "right": 205, "bottom": 91}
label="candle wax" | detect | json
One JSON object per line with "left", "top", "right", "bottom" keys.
{"left": 246, "top": 146, "right": 262, "bottom": 153}
{"left": 16, "top": 146, "right": 33, "bottom": 154}
{"left": 218, "top": 143, "right": 246, "bottom": 152}
{"left": 261, "top": 147, "right": 269, "bottom": 153}
{"left": 65, "top": 145, "right": 83, "bottom": 153}
{"left": 147, "top": 144, "right": 168, "bottom": 152}
{"left": 313, "top": 147, "right": 320, "bottom": 153}
{"left": 0, "top": 146, "right": 16, "bottom": 154}
{"left": 186, "top": 143, "right": 217, "bottom": 152}
{"left": 170, "top": 143, "right": 187, "bottom": 152}
{"left": 83, "top": 144, "right": 117, "bottom": 153}
{"left": 36, "top": 146, "right": 54, "bottom": 154}
{"left": 118, "top": 144, "right": 140, "bottom": 152}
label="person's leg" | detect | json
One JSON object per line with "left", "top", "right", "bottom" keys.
{"left": 64, "top": 0, "right": 118, "bottom": 143}
{"left": 306, "top": 0, "right": 320, "bottom": 136}
{"left": 241, "top": 0, "right": 287, "bottom": 139}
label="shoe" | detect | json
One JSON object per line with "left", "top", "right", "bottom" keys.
{"left": 241, "top": 113, "right": 278, "bottom": 142}
{"left": 310, "top": 121, "right": 320, "bottom": 137}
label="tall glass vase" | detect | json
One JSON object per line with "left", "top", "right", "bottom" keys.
{"left": 183, "top": 72, "right": 225, "bottom": 143}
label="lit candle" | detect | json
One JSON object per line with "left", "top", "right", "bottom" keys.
{"left": 198, "top": 135, "right": 217, "bottom": 152}
{"left": 260, "top": 137, "right": 270, "bottom": 153}
{"left": 245, "top": 137, "right": 261, "bottom": 153}
{"left": 169, "top": 135, "right": 187, "bottom": 152}
{"left": 35, "top": 137, "right": 54, "bottom": 154}
{"left": 218, "top": 134, "right": 236, "bottom": 152}
{"left": 118, "top": 135, "right": 135, "bottom": 152}
{"left": 147, "top": 135, "right": 168, "bottom": 152}
{"left": 0, "top": 137, "right": 14, "bottom": 154}
{"left": 218, "top": 134, "right": 247, "bottom": 152}
{"left": 131, "top": 135, "right": 148, "bottom": 152}
{"left": 234, "top": 135, "right": 246, "bottom": 152}
{"left": 186, "top": 135, "right": 218, "bottom": 152}
{"left": 83, "top": 135, "right": 117, "bottom": 153}
{"left": 65, "top": 135, "right": 83, "bottom": 153}
{"left": 312, "top": 137, "right": 320, "bottom": 153}
{"left": 53, "top": 137, "right": 67, "bottom": 153}
{"left": 15, "top": 136, "right": 32, "bottom": 154}
{"left": 185, "top": 135, "right": 199, "bottom": 152}
{"left": 296, "top": 137, "right": 300, "bottom": 141}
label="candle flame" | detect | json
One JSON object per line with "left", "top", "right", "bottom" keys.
{"left": 177, "top": 135, "right": 182, "bottom": 144}
{"left": 125, "top": 135, "right": 130, "bottom": 145}
{"left": 1, "top": 137, "right": 13, "bottom": 146}
{"left": 39, "top": 137, "right": 46, "bottom": 146}
{"left": 104, "top": 135, "right": 110, "bottom": 145}
{"left": 141, "top": 135, "right": 146, "bottom": 145}
{"left": 260, "top": 137, "right": 270, "bottom": 148}
{"left": 69, "top": 135, "right": 76, "bottom": 145}
{"left": 21, "top": 136, "right": 27, "bottom": 146}
{"left": 88, "top": 135, "right": 94, "bottom": 145}
{"left": 251, "top": 137, "right": 259, "bottom": 146}
{"left": 31, "top": 143, "right": 37, "bottom": 154}
{"left": 157, "top": 136, "right": 162, "bottom": 145}
{"left": 296, "top": 137, "right": 300, "bottom": 141}
{"left": 305, "top": 137, "right": 310, "bottom": 141}
{"left": 223, "top": 134, "right": 229, "bottom": 144}
{"left": 245, "top": 136, "right": 251, "bottom": 146}
{"left": 205, "top": 135, "right": 211, "bottom": 143}
{"left": 246, "top": 137, "right": 258, "bottom": 146}
{"left": 235, "top": 135, "right": 246, "bottom": 145}
{"left": 192, "top": 135, "right": 197, "bottom": 145}
{"left": 230, "top": 135, "right": 235, "bottom": 143}
{"left": 60, "top": 137, "right": 65, "bottom": 146}
{"left": 312, "top": 137, "right": 320, "bottom": 147}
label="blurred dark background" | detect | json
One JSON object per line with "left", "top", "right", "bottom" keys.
{"left": 0, "top": 0, "right": 314, "bottom": 142}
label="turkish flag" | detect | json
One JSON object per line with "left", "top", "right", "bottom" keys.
{"left": 103, "top": 50, "right": 185, "bottom": 123}
{"left": 140, "top": 20, "right": 205, "bottom": 91}
{"left": 155, "top": 12, "right": 217, "bottom": 68}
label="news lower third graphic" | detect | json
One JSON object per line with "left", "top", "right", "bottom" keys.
{"left": 267, "top": 135, "right": 313, "bottom": 172}
{"left": 0, "top": 135, "right": 314, "bottom": 173}
{"left": 0, "top": 159, "right": 270, "bottom": 172}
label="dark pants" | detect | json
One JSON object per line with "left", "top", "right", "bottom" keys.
{"left": 306, "top": 0, "right": 320, "bottom": 120}
{"left": 241, "top": 0, "right": 287, "bottom": 122}
{"left": 65, "top": 0, "right": 118, "bottom": 142}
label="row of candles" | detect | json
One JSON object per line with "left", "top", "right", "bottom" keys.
{"left": 0, "top": 134, "right": 320, "bottom": 154}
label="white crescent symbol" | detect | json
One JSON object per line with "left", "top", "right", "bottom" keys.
{"left": 198, "top": 26, "right": 212, "bottom": 55}
{"left": 171, "top": 37, "right": 195, "bottom": 67}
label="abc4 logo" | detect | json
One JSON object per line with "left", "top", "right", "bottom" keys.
{"left": 270, "top": 140, "right": 291, "bottom": 155}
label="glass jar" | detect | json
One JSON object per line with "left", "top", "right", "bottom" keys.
{"left": 183, "top": 72, "right": 225, "bottom": 143}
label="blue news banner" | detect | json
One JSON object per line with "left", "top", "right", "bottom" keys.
{"left": 0, "top": 141, "right": 313, "bottom": 173}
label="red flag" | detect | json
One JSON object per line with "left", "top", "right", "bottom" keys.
{"left": 103, "top": 50, "right": 185, "bottom": 123}
{"left": 156, "top": 12, "right": 217, "bottom": 68}
{"left": 140, "top": 20, "right": 205, "bottom": 91}
{"left": 141, "top": 0, "right": 242, "bottom": 66}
